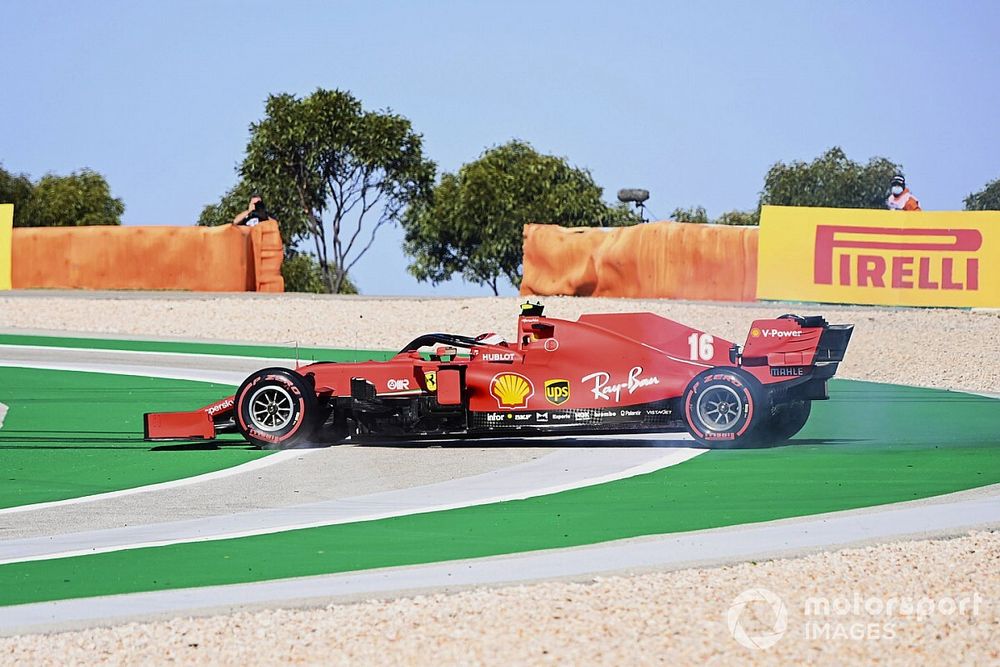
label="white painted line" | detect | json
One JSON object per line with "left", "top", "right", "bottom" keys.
{"left": 0, "top": 402, "right": 7, "bottom": 430}
{"left": 0, "top": 343, "right": 299, "bottom": 365}
{"left": 0, "top": 359, "right": 325, "bottom": 515}
{"left": 0, "top": 353, "right": 706, "bottom": 566}
{"left": 0, "top": 360, "right": 245, "bottom": 387}
{"left": 4, "top": 483, "right": 999, "bottom": 637}
{"left": 0, "top": 449, "right": 312, "bottom": 517}
{"left": 0, "top": 445, "right": 705, "bottom": 564}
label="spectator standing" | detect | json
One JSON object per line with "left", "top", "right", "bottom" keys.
{"left": 886, "top": 175, "right": 921, "bottom": 211}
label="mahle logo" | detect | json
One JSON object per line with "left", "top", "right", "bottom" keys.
{"left": 544, "top": 379, "right": 570, "bottom": 405}
{"left": 814, "top": 225, "right": 982, "bottom": 291}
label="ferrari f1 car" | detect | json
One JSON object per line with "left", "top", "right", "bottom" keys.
{"left": 144, "top": 303, "right": 852, "bottom": 449}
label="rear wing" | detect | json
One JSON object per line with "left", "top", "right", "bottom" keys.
{"left": 815, "top": 323, "right": 853, "bottom": 363}
{"left": 741, "top": 314, "right": 853, "bottom": 369}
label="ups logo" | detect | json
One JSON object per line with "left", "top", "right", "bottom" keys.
{"left": 544, "top": 379, "right": 570, "bottom": 406}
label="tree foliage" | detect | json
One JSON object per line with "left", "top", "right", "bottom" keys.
{"left": 0, "top": 166, "right": 33, "bottom": 226}
{"left": 197, "top": 178, "right": 364, "bottom": 294}
{"left": 199, "top": 89, "right": 434, "bottom": 294}
{"left": 760, "top": 146, "right": 901, "bottom": 210}
{"left": 670, "top": 205, "right": 757, "bottom": 225}
{"left": 964, "top": 178, "right": 1000, "bottom": 211}
{"left": 670, "top": 205, "right": 709, "bottom": 224}
{"left": 199, "top": 89, "right": 435, "bottom": 294}
{"left": 672, "top": 147, "right": 901, "bottom": 227}
{"left": 280, "top": 251, "right": 357, "bottom": 294}
{"left": 0, "top": 165, "right": 124, "bottom": 227}
{"left": 715, "top": 209, "right": 759, "bottom": 226}
{"left": 402, "top": 140, "right": 639, "bottom": 294}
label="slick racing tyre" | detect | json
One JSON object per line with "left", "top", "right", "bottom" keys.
{"left": 682, "top": 368, "right": 765, "bottom": 448}
{"left": 763, "top": 400, "right": 811, "bottom": 443}
{"left": 235, "top": 368, "right": 318, "bottom": 449}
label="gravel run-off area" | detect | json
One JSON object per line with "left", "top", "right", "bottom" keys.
{"left": 1, "top": 292, "right": 999, "bottom": 664}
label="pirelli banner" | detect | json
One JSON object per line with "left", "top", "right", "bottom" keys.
{"left": 757, "top": 205, "right": 1000, "bottom": 308}
{"left": 0, "top": 204, "right": 12, "bottom": 291}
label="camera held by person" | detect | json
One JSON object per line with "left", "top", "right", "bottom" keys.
{"left": 232, "top": 195, "right": 271, "bottom": 226}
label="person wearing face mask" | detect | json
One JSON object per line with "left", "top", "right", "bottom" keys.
{"left": 886, "top": 175, "right": 921, "bottom": 211}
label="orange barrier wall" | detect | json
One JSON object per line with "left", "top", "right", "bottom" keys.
{"left": 521, "top": 221, "right": 758, "bottom": 301}
{"left": 12, "top": 220, "right": 284, "bottom": 292}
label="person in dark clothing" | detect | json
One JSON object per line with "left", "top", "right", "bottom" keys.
{"left": 231, "top": 195, "right": 271, "bottom": 226}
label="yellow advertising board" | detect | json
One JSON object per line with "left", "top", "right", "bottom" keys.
{"left": 0, "top": 204, "right": 12, "bottom": 291}
{"left": 757, "top": 205, "right": 1000, "bottom": 308}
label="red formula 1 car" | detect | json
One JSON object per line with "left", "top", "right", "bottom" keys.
{"left": 144, "top": 303, "right": 852, "bottom": 449}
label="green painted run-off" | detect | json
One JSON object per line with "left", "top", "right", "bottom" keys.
{"left": 1, "top": 379, "right": 998, "bottom": 606}
{"left": 0, "top": 366, "right": 266, "bottom": 509}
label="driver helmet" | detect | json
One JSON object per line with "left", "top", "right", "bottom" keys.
{"left": 475, "top": 333, "right": 508, "bottom": 346}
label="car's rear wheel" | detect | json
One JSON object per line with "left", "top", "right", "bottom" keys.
{"left": 682, "top": 368, "right": 765, "bottom": 448}
{"left": 235, "top": 368, "right": 318, "bottom": 449}
{"left": 763, "top": 400, "right": 811, "bottom": 443}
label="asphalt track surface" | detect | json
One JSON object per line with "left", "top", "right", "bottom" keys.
{"left": 0, "top": 347, "right": 695, "bottom": 529}
{"left": 1, "top": 336, "right": 999, "bottom": 635}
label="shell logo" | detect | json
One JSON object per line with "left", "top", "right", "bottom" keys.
{"left": 490, "top": 373, "right": 534, "bottom": 409}
{"left": 750, "top": 327, "right": 761, "bottom": 338}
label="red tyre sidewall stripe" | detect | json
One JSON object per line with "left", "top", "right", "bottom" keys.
{"left": 734, "top": 382, "right": 754, "bottom": 437}
{"left": 684, "top": 379, "right": 706, "bottom": 439}
{"left": 237, "top": 374, "right": 307, "bottom": 444}
{"left": 686, "top": 373, "right": 755, "bottom": 440}
{"left": 235, "top": 376, "right": 263, "bottom": 432}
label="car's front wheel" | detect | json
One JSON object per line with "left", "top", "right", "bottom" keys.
{"left": 235, "top": 368, "right": 318, "bottom": 449}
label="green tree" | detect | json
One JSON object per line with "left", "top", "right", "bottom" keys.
{"left": 402, "top": 140, "right": 639, "bottom": 294}
{"left": 670, "top": 206, "right": 709, "bottom": 223}
{"left": 673, "top": 148, "right": 900, "bottom": 227}
{"left": 0, "top": 165, "right": 34, "bottom": 226}
{"left": 201, "top": 89, "right": 436, "bottom": 294}
{"left": 715, "top": 209, "right": 759, "bottom": 226}
{"left": 760, "top": 146, "right": 901, "bottom": 211}
{"left": 198, "top": 181, "right": 360, "bottom": 293}
{"left": 280, "top": 251, "right": 358, "bottom": 294}
{"left": 964, "top": 178, "right": 1000, "bottom": 211}
{"left": 198, "top": 178, "right": 308, "bottom": 242}
{"left": 671, "top": 206, "right": 757, "bottom": 225}
{"left": 0, "top": 165, "right": 123, "bottom": 227}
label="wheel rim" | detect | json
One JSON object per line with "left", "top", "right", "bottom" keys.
{"left": 696, "top": 384, "right": 744, "bottom": 431}
{"left": 247, "top": 385, "right": 295, "bottom": 432}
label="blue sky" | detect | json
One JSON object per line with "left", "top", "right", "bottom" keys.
{"left": 2, "top": 1, "right": 998, "bottom": 295}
